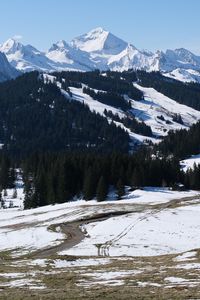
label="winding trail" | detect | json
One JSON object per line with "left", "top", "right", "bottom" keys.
{"left": 5, "top": 194, "right": 199, "bottom": 259}
{"left": 30, "top": 195, "right": 200, "bottom": 259}
{"left": 31, "top": 210, "right": 135, "bottom": 258}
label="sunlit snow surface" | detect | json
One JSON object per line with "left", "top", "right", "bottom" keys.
{"left": 62, "top": 203, "right": 200, "bottom": 257}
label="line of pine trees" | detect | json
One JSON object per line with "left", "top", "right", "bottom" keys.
{"left": 156, "top": 121, "right": 200, "bottom": 159}
{"left": 22, "top": 151, "right": 183, "bottom": 208}
{"left": 104, "top": 109, "right": 153, "bottom": 137}
{"left": 0, "top": 154, "right": 16, "bottom": 190}
{"left": 0, "top": 149, "right": 200, "bottom": 209}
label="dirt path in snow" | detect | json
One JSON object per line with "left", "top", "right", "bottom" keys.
{"left": 28, "top": 194, "right": 200, "bottom": 259}
{"left": 31, "top": 210, "right": 135, "bottom": 259}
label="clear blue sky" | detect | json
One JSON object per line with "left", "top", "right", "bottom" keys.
{"left": 1, "top": 0, "right": 200, "bottom": 54}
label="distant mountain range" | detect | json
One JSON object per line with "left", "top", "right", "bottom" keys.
{"left": 1, "top": 27, "right": 200, "bottom": 82}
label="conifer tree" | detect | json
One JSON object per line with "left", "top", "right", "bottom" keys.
{"left": 34, "top": 169, "right": 47, "bottom": 207}
{"left": 23, "top": 173, "right": 35, "bottom": 209}
{"left": 0, "top": 158, "right": 10, "bottom": 189}
{"left": 116, "top": 179, "right": 125, "bottom": 200}
{"left": 9, "top": 168, "right": 16, "bottom": 188}
{"left": 0, "top": 191, "right": 4, "bottom": 209}
{"left": 83, "top": 167, "right": 96, "bottom": 200}
{"left": 12, "top": 188, "right": 17, "bottom": 199}
{"left": 3, "top": 189, "right": 8, "bottom": 197}
{"left": 96, "top": 176, "right": 108, "bottom": 202}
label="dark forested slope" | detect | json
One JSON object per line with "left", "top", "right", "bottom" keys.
{"left": 0, "top": 72, "right": 129, "bottom": 156}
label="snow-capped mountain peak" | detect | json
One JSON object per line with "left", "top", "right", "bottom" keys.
{"left": 0, "top": 38, "right": 24, "bottom": 55}
{"left": 48, "top": 40, "right": 70, "bottom": 52}
{"left": 47, "top": 39, "right": 96, "bottom": 71}
{"left": 0, "top": 38, "right": 44, "bottom": 59}
{"left": 71, "top": 27, "right": 128, "bottom": 54}
{"left": 1, "top": 27, "right": 200, "bottom": 83}
{"left": 0, "top": 39, "right": 55, "bottom": 72}
{"left": 108, "top": 43, "right": 148, "bottom": 71}
{"left": 165, "top": 48, "right": 200, "bottom": 68}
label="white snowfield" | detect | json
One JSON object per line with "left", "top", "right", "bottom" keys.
{"left": 0, "top": 187, "right": 199, "bottom": 257}
{"left": 63, "top": 200, "right": 200, "bottom": 257}
{"left": 180, "top": 154, "right": 200, "bottom": 172}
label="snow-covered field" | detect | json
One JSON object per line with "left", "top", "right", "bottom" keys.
{"left": 0, "top": 187, "right": 199, "bottom": 257}
{"left": 64, "top": 202, "right": 200, "bottom": 257}
{"left": 1, "top": 187, "right": 200, "bottom": 296}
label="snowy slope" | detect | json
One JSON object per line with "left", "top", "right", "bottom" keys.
{"left": 47, "top": 40, "right": 95, "bottom": 71}
{"left": 132, "top": 84, "right": 200, "bottom": 136}
{"left": 68, "top": 86, "right": 125, "bottom": 117}
{"left": 61, "top": 85, "right": 155, "bottom": 144}
{"left": 0, "top": 51, "right": 20, "bottom": 82}
{"left": 61, "top": 82, "right": 200, "bottom": 141}
{"left": 65, "top": 86, "right": 159, "bottom": 144}
{"left": 163, "top": 68, "right": 200, "bottom": 83}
